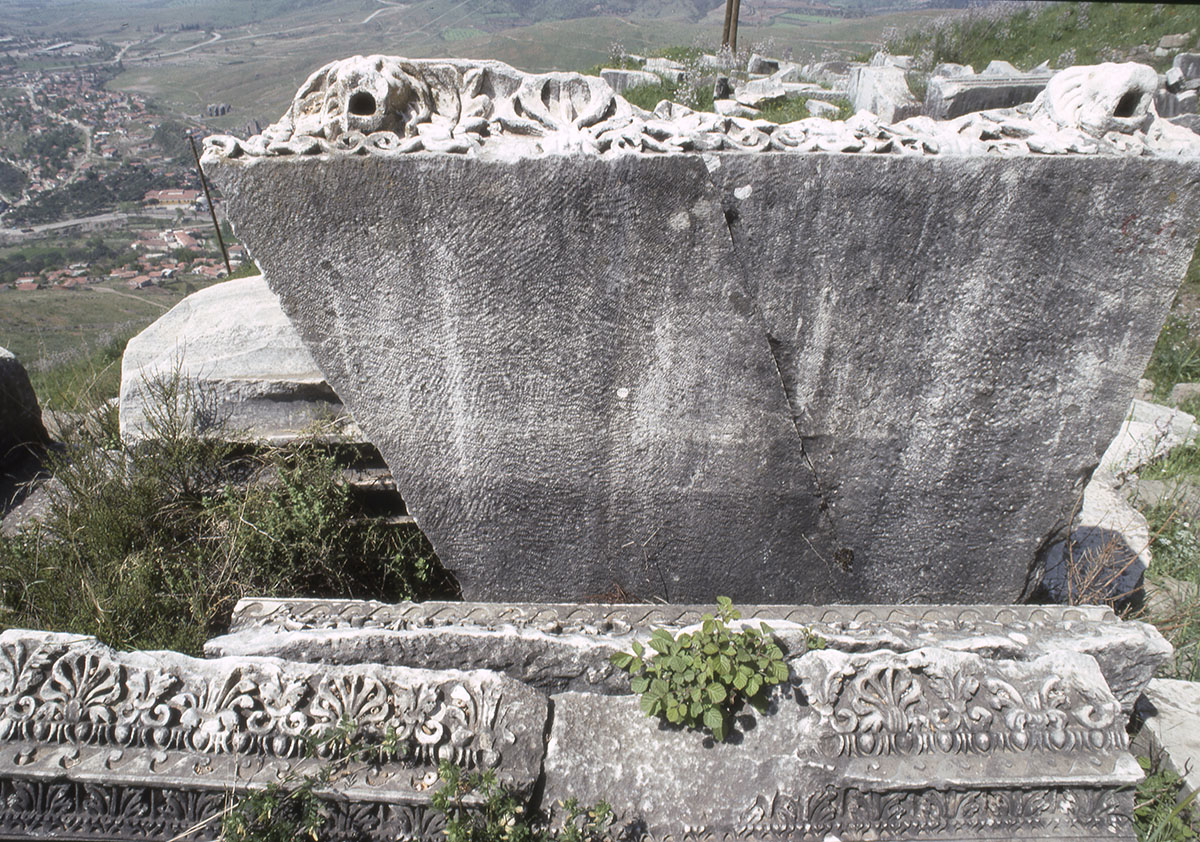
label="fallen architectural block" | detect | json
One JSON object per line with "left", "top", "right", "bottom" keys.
{"left": 209, "top": 599, "right": 1170, "bottom": 714}
{"left": 0, "top": 627, "right": 549, "bottom": 840}
{"left": 1133, "top": 678, "right": 1200, "bottom": 801}
{"left": 847, "top": 63, "right": 921, "bottom": 121}
{"left": 119, "top": 275, "right": 352, "bottom": 443}
{"left": 598, "top": 67, "right": 659, "bottom": 93}
{"left": 204, "top": 57, "right": 1200, "bottom": 605}
{"left": 924, "top": 69, "right": 1052, "bottom": 119}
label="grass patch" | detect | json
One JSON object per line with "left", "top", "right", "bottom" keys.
{"left": 0, "top": 375, "right": 455, "bottom": 655}
{"left": 1141, "top": 504, "right": 1200, "bottom": 683}
{"left": 1145, "top": 316, "right": 1200, "bottom": 403}
{"left": 1135, "top": 755, "right": 1198, "bottom": 842}
{"left": 26, "top": 330, "right": 132, "bottom": 413}
{"left": 885, "top": 2, "right": 1200, "bottom": 72}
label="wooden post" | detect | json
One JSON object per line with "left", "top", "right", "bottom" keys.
{"left": 721, "top": 0, "right": 735, "bottom": 48}
{"left": 729, "top": 0, "right": 742, "bottom": 54}
{"left": 188, "top": 132, "right": 233, "bottom": 277}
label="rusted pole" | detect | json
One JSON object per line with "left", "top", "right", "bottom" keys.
{"left": 724, "top": 0, "right": 734, "bottom": 54}
{"left": 188, "top": 131, "right": 232, "bottom": 276}
{"left": 721, "top": 0, "right": 735, "bottom": 48}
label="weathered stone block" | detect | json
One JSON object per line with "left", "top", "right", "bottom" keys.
{"left": 924, "top": 71, "right": 1051, "bottom": 118}
{"left": 120, "top": 275, "right": 353, "bottom": 443}
{"left": 205, "top": 56, "right": 1200, "bottom": 604}
{"left": 847, "top": 64, "right": 921, "bottom": 121}
{"left": 1133, "top": 678, "right": 1200, "bottom": 800}
{"left": 544, "top": 648, "right": 1140, "bottom": 842}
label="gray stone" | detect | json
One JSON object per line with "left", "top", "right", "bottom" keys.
{"left": 1135, "top": 377, "right": 1156, "bottom": 401}
{"left": 847, "top": 64, "right": 921, "bottom": 122}
{"left": 733, "top": 75, "right": 786, "bottom": 107}
{"left": 205, "top": 57, "right": 1200, "bottom": 604}
{"left": 1169, "top": 381, "right": 1200, "bottom": 406}
{"left": 0, "top": 628, "right": 549, "bottom": 839}
{"left": 1166, "top": 65, "right": 1186, "bottom": 92}
{"left": 1160, "top": 33, "right": 1193, "bottom": 51}
{"left": 1174, "top": 52, "right": 1200, "bottom": 80}
{"left": 1134, "top": 679, "right": 1200, "bottom": 799}
{"left": 119, "top": 275, "right": 352, "bottom": 443}
{"left": 598, "top": 67, "right": 659, "bottom": 94}
{"left": 209, "top": 600, "right": 1171, "bottom": 713}
{"left": 933, "top": 62, "right": 975, "bottom": 78}
{"left": 713, "top": 98, "right": 759, "bottom": 118}
{"left": 869, "top": 51, "right": 912, "bottom": 70}
{"left": 924, "top": 72, "right": 1051, "bottom": 119}
{"left": 1100, "top": 399, "right": 1197, "bottom": 478}
{"left": 746, "top": 54, "right": 779, "bottom": 75}
{"left": 642, "top": 56, "right": 684, "bottom": 82}
{"left": 710, "top": 151, "right": 1199, "bottom": 603}
{"left": 1171, "top": 112, "right": 1200, "bottom": 134}
{"left": 804, "top": 98, "right": 839, "bottom": 118}
{"left": 984, "top": 59, "right": 1022, "bottom": 75}
{"left": 0, "top": 347, "right": 48, "bottom": 461}
{"left": 1043, "top": 469, "right": 1150, "bottom": 605}
{"left": 543, "top": 648, "right": 1141, "bottom": 842}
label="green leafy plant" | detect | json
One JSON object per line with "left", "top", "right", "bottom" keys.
{"left": 610, "top": 596, "right": 798, "bottom": 741}
{"left": 1134, "top": 755, "right": 1198, "bottom": 842}
{"left": 433, "top": 762, "right": 612, "bottom": 842}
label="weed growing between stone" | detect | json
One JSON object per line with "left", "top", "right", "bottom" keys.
{"left": 221, "top": 718, "right": 612, "bottom": 842}
{"left": 434, "top": 763, "right": 612, "bottom": 842}
{"left": 611, "top": 597, "right": 822, "bottom": 742}
{"left": 1140, "top": 504, "right": 1200, "bottom": 683}
{"left": 1134, "top": 756, "right": 1198, "bottom": 842}
{"left": 0, "top": 374, "right": 454, "bottom": 654}
{"left": 221, "top": 716, "right": 408, "bottom": 842}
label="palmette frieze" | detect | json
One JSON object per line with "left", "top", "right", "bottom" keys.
{"left": 0, "top": 630, "right": 547, "bottom": 799}
{"left": 795, "top": 648, "right": 1127, "bottom": 758}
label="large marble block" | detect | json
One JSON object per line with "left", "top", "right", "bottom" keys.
{"left": 205, "top": 57, "right": 1200, "bottom": 603}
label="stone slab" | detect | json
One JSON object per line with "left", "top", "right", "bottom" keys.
{"left": 543, "top": 648, "right": 1140, "bottom": 842}
{"left": 209, "top": 599, "right": 1172, "bottom": 712}
{"left": 205, "top": 56, "right": 1200, "bottom": 604}
{"left": 1133, "top": 678, "right": 1200, "bottom": 800}
{"left": 847, "top": 64, "right": 921, "bottom": 122}
{"left": 119, "top": 275, "right": 354, "bottom": 443}
{"left": 1100, "top": 399, "right": 1197, "bottom": 478}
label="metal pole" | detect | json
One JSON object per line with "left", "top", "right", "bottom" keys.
{"left": 188, "top": 131, "right": 233, "bottom": 277}
{"left": 721, "top": 0, "right": 735, "bottom": 48}
{"left": 724, "top": 0, "right": 734, "bottom": 53}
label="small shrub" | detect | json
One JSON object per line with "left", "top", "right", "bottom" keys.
{"left": 0, "top": 372, "right": 454, "bottom": 654}
{"left": 610, "top": 597, "right": 813, "bottom": 742}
